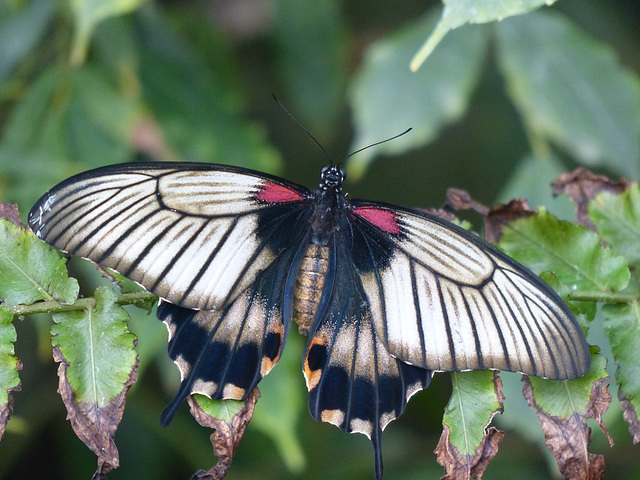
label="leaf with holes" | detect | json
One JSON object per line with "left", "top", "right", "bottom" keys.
{"left": 51, "top": 286, "right": 138, "bottom": 476}
{"left": 524, "top": 349, "right": 611, "bottom": 477}
{"left": 437, "top": 370, "right": 504, "bottom": 465}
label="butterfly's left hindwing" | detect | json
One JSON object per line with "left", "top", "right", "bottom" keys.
{"left": 156, "top": 227, "right": 307, "bottom": 424}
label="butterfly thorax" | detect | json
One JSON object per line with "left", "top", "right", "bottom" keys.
{"left": 292, "top": 166, "right": 345, "bottom": 334}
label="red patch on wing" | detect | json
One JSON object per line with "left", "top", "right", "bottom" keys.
{"left": 354, "top": 206, "right": 401, "bottom": 234}
{"left": 257, "top": 182, "right": 304, "bottom": 204}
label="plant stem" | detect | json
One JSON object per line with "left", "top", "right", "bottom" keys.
{"left": 6, "top": 291, "right": 158, "bottom": 316}
{"left": 567, "top": 290, "right": 638, "bottom": 304}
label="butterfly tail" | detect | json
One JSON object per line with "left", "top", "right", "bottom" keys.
{"left": 159, "top": 382, "right": 192, "bottom": 426}
{"left": 373, "top": 426, "right": 383, "bottom": 480}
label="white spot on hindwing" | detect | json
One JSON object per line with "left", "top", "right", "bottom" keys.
{"left": 349, "top": 418, "right": 374, "bottom": 438}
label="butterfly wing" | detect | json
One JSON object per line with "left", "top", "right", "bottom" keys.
{"left": 349, "top": 201, "right": 590, "bottom": 380}
{"left": 28, "top": 162, "right": 311, "bottom": 311}
{"left": 28, "top": 162, "right": 318, "bottom": 423}
{"left": 156, "top": 227, "right": 307, "bottom": 424}
{"left": 303, "top": 233, "right": 432, "bottom": 480}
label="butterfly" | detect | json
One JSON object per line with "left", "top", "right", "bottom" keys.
{"left": 28, "top": 161, "right": 590, "bottom": 479}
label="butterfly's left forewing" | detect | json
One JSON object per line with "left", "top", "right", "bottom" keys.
{"left": 349, "top": 201, "right": 590, "bottom": 381}
{"left": 28, "top": 163, "right": 311, "bottom": 311}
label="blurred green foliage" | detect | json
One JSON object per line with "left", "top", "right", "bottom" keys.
{"left": 1, "top": 1, "right": 640, "bottom": 479}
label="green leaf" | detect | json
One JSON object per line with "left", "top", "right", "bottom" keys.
{"left": 104, "top": 268, "right": 145, "bottom": 295}
{"left": 348, "top": 11, "right": 488, "bottom": 179}
{"left": 0, "top": 219, "right": 79, "bottom": 306}
{"left": 496, "top": 11, "right": 640, "bottom": 177}
{"left": 0, "top": 306, "right": 20, "bottom": 442}
{"left": 0, "top": 0, "right": 55, "bottom": 81}
{"left": 51, "top": 286, "right": 137, "bottom": 406}
{"left": 105, "top": 268, "right": 156, "bottom": 313}
{"left": 0, "top": 307, "right": 20, "bottom": 406}
{"left": 589, "top": 185, "right": 640, "bottom": 271}
{"left": 498, "top": 208, "right": 630, "bottom": 293}
{"left": 194, "top": 395, "right": 245, "bottom": 423}
{"left": 522, "top": 348, "right": 611, "bottom": 477}
{"left": 137, "top": 10, "right": 281, "bottom": 173}
{"left": 0, "top": 64, "right": 139, "bottom": 207}
{"left": 411, "top": 0, "right": 555, "bottom": 70}
{"left": 273, "top": 0, "right": 347, "bottom": 137}
{"left": 601, "top": 302, "right": 640, "bottom": 420}
{"left": 69, "top": 0, "right": 148, "bottom": 65}
{"left": 443, "top": 370, "right": 502, "bottom": 455}
{"left": 539, "top": 271, "right": 595, "bottom": 324}
{"left": 528, "top": 348, "right": 606, "bottom": 418}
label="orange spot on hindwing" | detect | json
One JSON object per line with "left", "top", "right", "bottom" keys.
{"left": 260, "top": 321, "right": 284, "bottom": 377}
{"left": 304, "top": 333, "right": 329, "bottom": 392}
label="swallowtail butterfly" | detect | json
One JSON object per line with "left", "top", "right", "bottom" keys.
{"left": 28, "top": 161, "right": 590, "bottom": 479}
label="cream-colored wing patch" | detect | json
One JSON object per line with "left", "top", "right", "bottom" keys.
{"left": 28, "top": 164, "right": 307, "bottom": 310}
{"left": 359, "top": 208, "right": 590, "bottom": 381}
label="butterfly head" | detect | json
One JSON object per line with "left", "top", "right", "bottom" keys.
{"left": 320, "top": 165, "right": 345, "bottom": 193}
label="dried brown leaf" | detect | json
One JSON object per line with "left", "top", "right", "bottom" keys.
{"left": 0, "top": 359, "right": 23, "bottom": 442}
{"left": 0, "top": 202, "right": 22, "bottom": 227}
{"left": 551, "top": 167, "right": 629, "bottom": 230}
{"left": 445, "top": 188, "right": 489, "bottom": 215}
{"left": 483, "top": 199, "right": 534, "bottom": 244}
{"left": 424, "top": 207, "right": 460, "bottom": 223}
{"left": 444, "top": 189, "right": 534, "bottom": 243}
{"left": 435, "top": 424, "right": 504, "bottom": 480}
{"left": 187, "top": 388, "right": 261, "bottom": 480}
{"left": 522, "top": 376, "right": 612, "bottom": 480}
{"left": 53, "top": 346, "right": 139, "bottom": 479}
{"left": 586, "top": 379, "right": 614, "bottom": 447}
{"left": 618, "top": 389, "right": 640, "bottom": 444}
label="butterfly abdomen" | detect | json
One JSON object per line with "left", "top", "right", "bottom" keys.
{"left": 293, "top": 243, "right": 329, "bottom": 335}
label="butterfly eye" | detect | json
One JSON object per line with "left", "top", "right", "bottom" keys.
{"left": 321, "top": 165, "right": 344, "bottom": 188}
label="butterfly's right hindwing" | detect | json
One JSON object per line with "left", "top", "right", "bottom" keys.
{"left": 303, "top": 235, "right": 432, "bottom": 480}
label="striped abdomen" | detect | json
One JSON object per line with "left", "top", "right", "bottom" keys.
{"left": 293, "top": 243, "right": 329, "bottom": 335}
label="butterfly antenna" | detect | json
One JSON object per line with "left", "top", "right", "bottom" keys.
{"left": 343, "top": 128, "right": 412, "bottom": 163}
{"left": 272, "top": 93, "right": 335, "bottom": 166}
